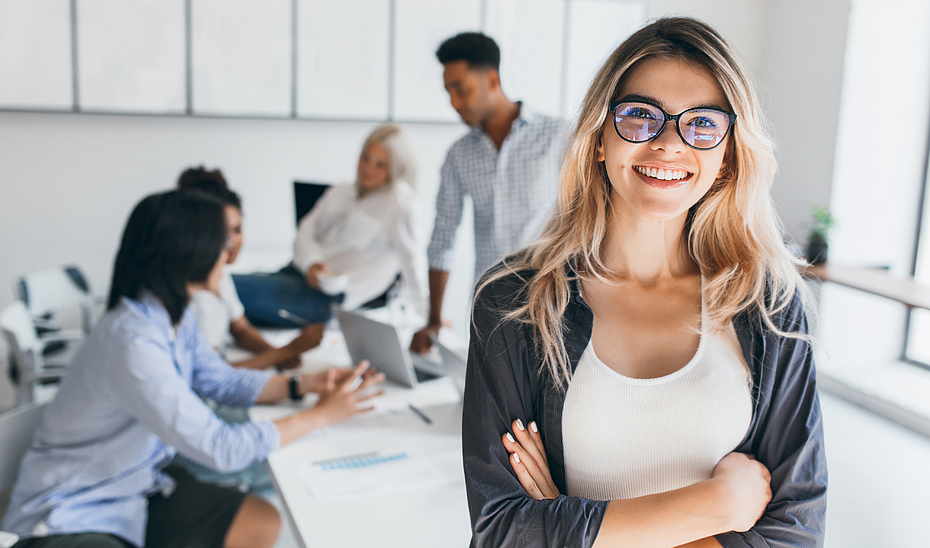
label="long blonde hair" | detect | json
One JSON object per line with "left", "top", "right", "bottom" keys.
{"left": 478, "top": 17, "right": 809, "bottom": 387}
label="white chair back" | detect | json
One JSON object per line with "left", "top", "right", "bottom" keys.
{"left": 0, "top": 302, "right": 39, "bottom": 353}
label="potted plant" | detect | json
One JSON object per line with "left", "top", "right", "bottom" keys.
{"left": 806, "top": 205, "right": 835, "bottom": 264}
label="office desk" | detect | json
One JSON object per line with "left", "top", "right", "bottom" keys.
{"left": 247, "top": 326, "right": 472, "bottom": 548}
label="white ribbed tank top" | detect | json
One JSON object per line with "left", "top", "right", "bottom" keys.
{"left": 562, "top": 314, "right": 752, "bottom": 500}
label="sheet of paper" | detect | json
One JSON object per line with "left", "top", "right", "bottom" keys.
{"left": 295, "top": 447, "right": 446, "bottom": 501}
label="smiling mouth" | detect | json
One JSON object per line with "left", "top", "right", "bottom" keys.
{"left": 634, "top": 165, "right": 692, "bottom": 182}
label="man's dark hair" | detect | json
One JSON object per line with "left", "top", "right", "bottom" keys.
{"left": 107, "top": 190, "right": 226, "bottom": 324}
{"left": 177, "top": 166, "right": 242, "bottom": 211}
{"left": 436, "top": 32, "right": 500, "bottom": 71}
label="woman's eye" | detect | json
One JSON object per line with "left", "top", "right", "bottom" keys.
{"left": 621, "top": 107, "right": 656, "bottom": 120}
{"left": 688, "top": 116, "right": 718, "bottom": 129}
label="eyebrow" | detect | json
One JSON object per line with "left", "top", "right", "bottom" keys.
{"left": 616, "top": 93, "right": 728, "bottom": 112}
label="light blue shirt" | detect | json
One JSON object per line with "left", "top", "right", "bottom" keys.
{"left": 2, "top": 293, "right": 279, "bottom": 547}
{"left": 427, "top": 105, "right": 570, "bottom": 281}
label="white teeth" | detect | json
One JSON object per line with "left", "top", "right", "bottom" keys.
{"left": 635, "top": 166, "right": 689, "bottom": 181}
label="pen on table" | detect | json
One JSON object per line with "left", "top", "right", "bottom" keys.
{"left": 408, "top": 404, "right": 432, "bottom": 425}
{"left": 277, "top": 308, "right": 310, "bottom": 326}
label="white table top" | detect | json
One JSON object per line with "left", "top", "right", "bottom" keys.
{"left": 247, "top": 319, "right": 472, "bottom": 548}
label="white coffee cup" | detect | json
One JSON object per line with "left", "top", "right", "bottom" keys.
{"left": 317, "top": 273, "right": 349, "bottom": 295}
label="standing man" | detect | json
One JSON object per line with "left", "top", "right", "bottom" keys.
{"left": 411, "top": 32, "right": 569, "bottom": 353}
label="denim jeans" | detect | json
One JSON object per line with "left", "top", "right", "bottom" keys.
{"left": 232, "top": 265, "right": 339, "bottom": 327}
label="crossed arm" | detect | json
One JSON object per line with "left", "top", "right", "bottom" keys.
{"left": 501, "top": 419, "right": 771, "bottom": 548}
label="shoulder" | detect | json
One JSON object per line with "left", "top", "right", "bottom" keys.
{"left": 445, "top": 128, "right": 482, "bottom": 158}
{"left": 388, "top": 180, "right": 417, "bottom": 202}
{"left": 735, "top": 278, "right": 811, "bottom": 341}
{"left": 473, "top": 257, "right": 537, "bottom": 317}
{"left": 328, "top": 181, "right": 356, "bottom": 198}
{"left": 520, "top": 107, "right": 570, "bottom": 135}
{"left": 97, "top": 298, "right": 173, "bottom": 357}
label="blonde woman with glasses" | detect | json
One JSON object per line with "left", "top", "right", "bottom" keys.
{"left": 463, "top": 17, "right": 826, "bottom": 548}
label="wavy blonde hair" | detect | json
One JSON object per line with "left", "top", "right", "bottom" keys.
{"left": 478, "top": 17, "right": 809, "bottom": 387}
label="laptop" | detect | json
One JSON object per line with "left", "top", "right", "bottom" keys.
{"left": 293, "top": 181, "right": 331, "bottom": 226}
{"left": 335, "top": 308, "right": 449, "bottom": 388}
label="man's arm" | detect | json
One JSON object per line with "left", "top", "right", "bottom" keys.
{"left": 230, "top": 323, "right": 325, "bottom": 371}
{"left": 410, "top": 269, "right": 449, "bottom": 353}
{"left": 414, "top": 149, "right": 464, "bottom": 353}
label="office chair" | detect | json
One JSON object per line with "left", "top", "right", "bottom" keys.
{"left": 293, "top": 181, "right": 331, "bottom": 226}
{"left": 0, "top": 402, "right": 48, "bottom": 546}
{"left": 1, "top": 301, "right": 79, "bottom": 407}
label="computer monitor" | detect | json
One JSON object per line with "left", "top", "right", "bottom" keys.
{"left": 293, "top": 181, "right": 331, "bottom": 226}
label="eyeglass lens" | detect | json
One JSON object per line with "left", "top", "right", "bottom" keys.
{"left": 613, "top": 102, "right": 731, "bottom": 149}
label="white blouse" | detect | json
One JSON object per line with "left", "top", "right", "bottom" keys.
{"left": 190, "top": 269, "right": 245, "bottom": 355}
{"left": 562, "top": 313, "right": 752, "bottom": 501}
{"left": 292, "top": 181, "right": 428, "bottom": 317}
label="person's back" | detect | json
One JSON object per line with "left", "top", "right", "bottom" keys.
{"left": 3, "top": 294, "right": 275, "bottom": 542}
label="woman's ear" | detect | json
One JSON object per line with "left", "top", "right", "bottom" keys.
{"left": 596, "top": 139, "right": 605, "bottom": 162}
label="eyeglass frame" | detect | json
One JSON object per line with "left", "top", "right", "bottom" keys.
{"left": 608, "top": 99, "right": 737, "bottom": 150}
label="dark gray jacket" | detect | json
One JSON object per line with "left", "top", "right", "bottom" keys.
{"left": 463, "top": 267, "right": 827, "bottom": 547}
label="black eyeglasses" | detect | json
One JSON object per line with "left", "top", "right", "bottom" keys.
{"left": 608, "top": 100, "right": 736, "bottom": 150}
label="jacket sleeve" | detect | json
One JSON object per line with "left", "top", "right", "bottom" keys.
{"left": 462, "top": 277, "right": 607, "bottom": 548}
{"left": 717, "top": 297, "right": 828, "bottom": 547}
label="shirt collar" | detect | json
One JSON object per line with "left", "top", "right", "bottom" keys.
{"left": 469, "top": 101, "right": 535, "bottom": 139}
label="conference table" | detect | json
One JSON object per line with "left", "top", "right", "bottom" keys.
{"left": 245, "top": 314, "right": 473, "bottom": 548}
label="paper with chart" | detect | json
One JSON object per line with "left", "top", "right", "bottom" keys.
{"left": 295, "top": 447, "right": 446, "bottom": 501}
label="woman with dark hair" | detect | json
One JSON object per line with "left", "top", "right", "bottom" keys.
{"left": 177, "top": 166, "right": 322, "bottom": 370}
{"left": 463, "top": 17, "right": 826, "bottom": 548}
{"left": 3, "top": 190, "right": 383, "bottom": 548}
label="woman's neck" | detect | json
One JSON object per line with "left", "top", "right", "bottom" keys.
{"left": 601, "top": 204, "right": 697, "bottom": 284}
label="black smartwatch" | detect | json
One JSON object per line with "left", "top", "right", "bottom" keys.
{"left": 288, "top": 373, "right": 303, "bottom": 402}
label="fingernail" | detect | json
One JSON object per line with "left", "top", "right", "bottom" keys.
{"left": 530, "top": 421, "right": 538, "bottom": 433}
{"left": 506, "top": 433, "right": 515, "bottom": 443}
{"left": 516, "top": 419, "right": 525, "bottom": 431}
{"left": 513, "top": 453, "right": 520, "bottom": 464}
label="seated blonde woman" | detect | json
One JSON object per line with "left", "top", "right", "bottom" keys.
{"left": 234, "top": 123, "right": 428, "bottom": 327}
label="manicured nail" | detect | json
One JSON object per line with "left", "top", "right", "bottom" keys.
{"left": 530, "top": 421, "right": 538, "bottom": 433}
{"left": 506, "top": 433, "right": 515, "bottom": 443}
{"left": 513, "top": 453, "right": 520, "bottom": 463}
{"left": 516, "top": 419, "right": 525, "bottom": 431}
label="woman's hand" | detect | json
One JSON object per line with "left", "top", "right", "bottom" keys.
{"left": 502, "top": 418, "right": 561, "bottom": 500}
{"left": 300, "top": 365, "right": 358, "bottom": 395}
{"left": 274, "top": 361, "right": 385, "bottom": 445}
{"left": 711, "top": 452, "right": 772, "bottom": 532}
{"left": 306, "top": 262, "right": 329, "bottom": 290}
{"left": 310, "top": 361, "right": 385, "bottom": 427}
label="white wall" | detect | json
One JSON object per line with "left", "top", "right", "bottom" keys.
{"left": 0, "top": 0, "right": 858, "bottom": 404}
{"left": 759, "top": 0, "right": 851, "bottom": 243}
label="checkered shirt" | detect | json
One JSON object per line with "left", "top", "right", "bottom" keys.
{"left": 427, "top": 106, "right": 570, "bottom": 281}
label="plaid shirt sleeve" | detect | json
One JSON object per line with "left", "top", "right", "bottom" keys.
{"left": 427, "top": 148, "right": 466, "bottom": 271}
